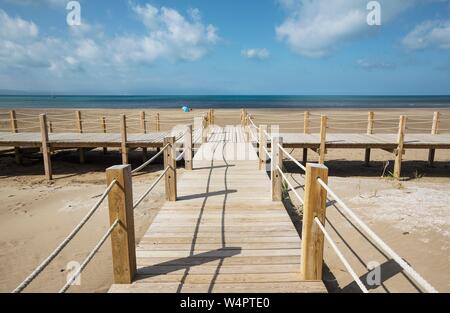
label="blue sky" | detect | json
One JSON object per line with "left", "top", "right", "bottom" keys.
{"left": 0, "top": 0, "right": 449, "bottom": 95}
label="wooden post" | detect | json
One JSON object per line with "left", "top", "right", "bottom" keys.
{"left": 120, "top": 114, "right": 128, "bottom": 164}
{"left": 48, "top": 121, "right": 53, "bottom": 133}
{"left": 259, "top": 125, "right": 267, "bottom": 171}
{"left": 202, "top": 116, "right": 208, "bottom": 143}
{"left": 10, "top": 110, "right": 22, "bottom": 164}
{"left": 140, "top": 111, "right": 148, "bottom": 162}
{"left": 211, "top": 109, "right": 215, "bottom": 125}
{"left": 101, "top": 116, "right": 107, "bottom": 154}
{"left": 428, "top": 112, "right": 440, "bottom": 166}
{"left": 164, "top": 137, "right": 177, "bottom": 201}
{"left": 155, "top": 113, "right": 160, "bottom": 132}
{"left": 365, "top": 112, "right": 375, "bottom": 166}
{"left": 75, "top": 111, "right": 85, "bottom": 164}
{"left": 271, "top": 137, "right": 283, "bottom": 201}
{"left": 393, "top": 116, "right": 406, "bottom": 179}
{"left": 303, "top": 111, "right": 310, "bottom": 165}
{"left": 185, "top": 125, "right": 193, "bottom": 170}
{"left": 319, "top": 115, "right": 327, "bottom": 164}
{"left": 106, "top": 164, "right": 136, "bottom": 284}
{"left": 39, "top": 114, "right": 52, "bottom": 180}
{"left": 300, "top": 163, "right": 328, "bottom": 281}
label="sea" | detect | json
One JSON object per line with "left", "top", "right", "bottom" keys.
{"left": 1, "top": 95, "right": 450, "bottom": 109}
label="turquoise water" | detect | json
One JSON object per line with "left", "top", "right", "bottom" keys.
{"left": 0, "top": 95, "right": 450, "bottom": 109}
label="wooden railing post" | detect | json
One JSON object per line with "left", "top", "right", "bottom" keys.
{"left": 428, "top": 112, "right": 440, "bottom": 166}
{"left": 185, "top": 125, "right": 193, "bottom": 170}
{"left": 300, "top": 163, "right": 328, "bottom": 281}
{"left": 303, "top": 111, "right": 310, "bottom": 165}
{"left": 202, "top": 116, "right": 208, "bottom": 143}
{"left": 75, "top": 111, "right": 85, "bottom": 164}
{"left": 259, "top": 125, "right": 267, "bottom": 171}
{"left": 101, "top": 116, "right": 107, "bottom": 154}
{"left": 106, "top": 164, "right": 136, "bottom": 284}
{"left": 140, "top": 111, "right": 148, "bottom": 162}
{"left": 365, "top": 112, "right": 375, "bottom": 166}
{"left": 164, "top": 137, "right": 177, "bottom": 201}
{"left": 39, "top": 114, "right": 52, "bottom": 180}
{"left": 120, "top": 114, "right": 128, "bottom": 164}
{"left": 319, "top": 115, "right": 327, "bottom": 164}
{"left": 156, "top": 113, "right": 160, "bottom": 132}
{"left": 394, "top": 116, "right": 406, "bottom": 179}
{"left": 10, "top": 110, "right": 22, "bottom": 164}
{"left": 271, "top": 136, "right": 283, "bottom": 201}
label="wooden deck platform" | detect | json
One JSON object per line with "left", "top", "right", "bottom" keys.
{"left": 271, "top": 133, "right": 450, "bottom": 149}
{"left": 109, "top": 129, "right": 327, "bottom": 293}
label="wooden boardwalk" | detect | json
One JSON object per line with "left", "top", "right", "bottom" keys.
{"left": 109, "top": 127, "right": 326, "bottom": 293}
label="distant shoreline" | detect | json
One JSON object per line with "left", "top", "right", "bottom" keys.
{"left": 1, "top": 95, "right": 450, "bottom": 109}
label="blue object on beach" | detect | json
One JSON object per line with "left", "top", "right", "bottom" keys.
{"left": 182, "top": 106, "right": 190, "bottom": 113}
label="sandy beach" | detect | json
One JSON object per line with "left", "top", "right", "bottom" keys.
{"left": 0, "top": 108, "right": 449, "bottom": 293}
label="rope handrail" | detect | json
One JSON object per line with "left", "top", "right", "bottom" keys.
{"left": 133, "top": 167, "right": 169, "bottom": 209}
{"left": 314, "top": 217, "right": 369, "bottom": 293}
{"left": 59, "top": 218, "right": 119, "bottom": 293}
{"left": 263, "top": 146, "right": 271, "bottom": 159}
{"left": 176, "top": 150, "right": 185, "bottom": 161}
{"left": 12, "top": 179, "right": 118, "bottom": 293}
{"left": 316, "top": 177, "right": 438, "bottom": 293}
{"left": 277, "top": 165, "right": 304, "bottom": 205}
{"left": 131, "top": 144, "right": 169, "bottom": 174}
{"left": 278, "top": 145, "right": 306, "bottom": 172}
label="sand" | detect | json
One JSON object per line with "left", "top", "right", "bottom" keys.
{"left": 0, "top": 108, "right": 449, "bottom": 293}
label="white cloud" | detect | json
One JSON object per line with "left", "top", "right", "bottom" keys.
{"left": 0, "top": 3, "right": 219, "bottom": 76}
{"left": 402, "top": 20, "right": 450, "bottom": 50}
{"left": 356, "top": 58, "right": 396, "bottom": 71}
{"left": 113, "top": 4, "right": 219, "bottom": 64}
{"left": 241, "top": 48, "right": 270, "bottom": 60}
{"left": 276, "top": 0, "right": 414, "bottom": 57}
{"left": 0, "top": 9, "right": 38, "bottom": 41}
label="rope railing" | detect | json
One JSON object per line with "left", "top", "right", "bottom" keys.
{"left": 263, "top": 146, "right": 271, "bottom": 159}
{"left": 316, "top": 177, "right": 438, "bottom": 293}
{"left": 131, "top": 143, "right": 169, "bottom": 174}
{"left": 278, "top": 145, "right": 306, "bottom": 172}
{"left": 59, "top": 218, "right": 120, "bottom": 293}
{"left": 277, "top": 165, "right": 304, "bottom": 205}
{"left": 133, "top": 167, "right": 170, "bottom": 209}
{"left": 314, "top": 217, "right": 369, "bottom": 293}
{"left": 12, "top": 179, "right": 118, "bottom": 293}
{"left": 176, "top": 150, "right": 186, "bottom": 161}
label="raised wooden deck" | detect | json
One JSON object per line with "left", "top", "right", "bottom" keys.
{"left": 109, "top": 127, "right": 327, "bottom": 293}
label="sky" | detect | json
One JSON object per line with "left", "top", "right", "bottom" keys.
{"left": 0, "top": 0, "right": 450, "bottom": 95}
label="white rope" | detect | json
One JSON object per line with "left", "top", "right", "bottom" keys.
{"left": 314, "top": 217, "right": 369, "bottom": 293}
{"left": 277, "top": 166, "right": 304, "bottom": 205}
{"left": 131, "top": 144, "right": 169, "bottom": 174}
{"left": 278, "top": 145, "right": 306, "bottom": 172}
{"left": 12, "top": 179, "right": 117, "bottom": 293}
{"left": 263, "top": 146, "right": 271, "bottom": 159}
{"left": 176, "top": 150, "right": 185, "bottom": 161}
{"left": 133, "top": 167, "right": 169, "bottom": 209}
{"left": 316, "top": 178, "right": 438, "bottom": 293}
{"left": 59, "top": 219, "right": 119, "bottom": 293}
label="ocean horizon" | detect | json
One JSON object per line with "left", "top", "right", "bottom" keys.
{"left": 1, "top": 95, "right": 450, "bottom": 109}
